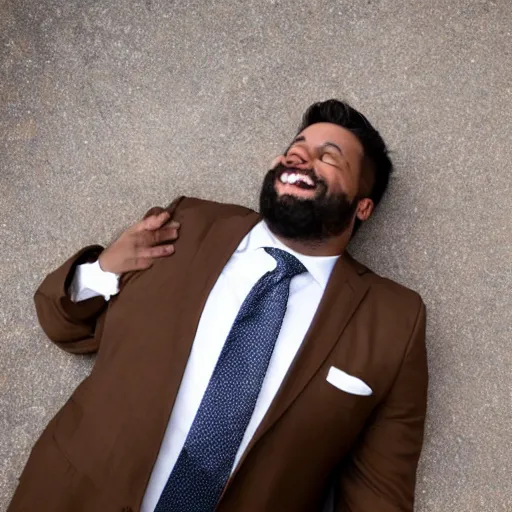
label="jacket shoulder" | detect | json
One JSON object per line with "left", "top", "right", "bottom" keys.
{"left": 346, "top": 252, "right": 423, "bottom": 308}
{"left": 170, "top": 196, "right": 256, "bottom": 222}
{"left": 143, "top": 196, "right": 256, "bottom": 223}
{"left": 351, "top": 258, "right": 425, "bottom": 324}
{"left": 357, "top": 265, "right": 426, "bottom": 362}
{"left": 367, "top": 271, "right": 423, "bottom": 308}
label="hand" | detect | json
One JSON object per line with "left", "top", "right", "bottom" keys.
{"left": 98, "top": 211, "right": 180, "bottom": 275}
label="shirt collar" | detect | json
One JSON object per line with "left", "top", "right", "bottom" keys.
{"left": 236, "top": 221, "right": 340, "bottom": 288}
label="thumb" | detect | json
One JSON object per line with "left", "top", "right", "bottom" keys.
{"left": 270, "top": 155, "right": 285, "bottom": 169}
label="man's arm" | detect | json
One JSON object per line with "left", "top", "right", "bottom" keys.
{"left": 33, "top": 199, "right": 183, "bottom": 355}
{"left": 337, "top": 301, "right": 428, "bottom": 512}
{"left": 34, "top": 245, "right": 110, "bottom": 354}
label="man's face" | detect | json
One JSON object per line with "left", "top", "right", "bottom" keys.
{"left": 259, "top": 122, "right": 366, "bottom": 241}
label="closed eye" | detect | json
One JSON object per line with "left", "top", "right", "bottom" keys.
{"left": 321, "top": 153, "right": 340, "bottom": 167}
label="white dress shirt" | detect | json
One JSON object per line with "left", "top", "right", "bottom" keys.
{"left": 70, "top": 221, "right": 339, "bottom": 512}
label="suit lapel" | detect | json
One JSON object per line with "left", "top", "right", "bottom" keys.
{"left": 166, "top": 210, "right": 262, "bottom": 401}
{"left": 223, "top": 252, "right": 370, "bottom": 491}
{"left": 132, "top": 210, "right": 262, "bottom": 505}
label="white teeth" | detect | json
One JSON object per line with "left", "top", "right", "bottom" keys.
{"left": 279, "top": 172, "right": 315, "bottom": 187}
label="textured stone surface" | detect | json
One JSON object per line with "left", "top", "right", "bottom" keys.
{"left": 1, "top": 0, "right": 511, "bottom": 510}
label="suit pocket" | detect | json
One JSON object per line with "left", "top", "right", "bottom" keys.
{"left": 10, "top": 431, "right": 79, "bottom": 512}
{"left": 52, "top": 381, "right": 120, "bottom": 489}
{"left": 52, "top": 396, "right": 83, "bottom": 451}
{"left": 326, "top": 366, "right": 373, "bottom": 396}
{"left": 52, "top": 395, "right": 88, "bottom": 483}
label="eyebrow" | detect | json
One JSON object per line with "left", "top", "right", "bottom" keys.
{"left": 288, "top": 135, "right": 344, "bottom": 156}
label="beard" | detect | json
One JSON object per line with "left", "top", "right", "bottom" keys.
{"left": 259, "top": 163, "right": 359, "bottom": 242}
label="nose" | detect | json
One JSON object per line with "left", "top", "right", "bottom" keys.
{"left": 284, "top": 154, "right": 310, "bottom": 169}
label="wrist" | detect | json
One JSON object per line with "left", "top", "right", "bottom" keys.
{"left": 98, "top": 253, "right": 120, "bottom": 277}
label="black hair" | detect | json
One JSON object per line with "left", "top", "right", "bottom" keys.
{"left": 298, "top": 99, "right": 393, "bottom": 236}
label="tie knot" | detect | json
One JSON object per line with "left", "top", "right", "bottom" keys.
{"left": 264, "top": 247, "right": 307, "bottom": 278}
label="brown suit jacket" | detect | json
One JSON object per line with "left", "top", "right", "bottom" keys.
{"left": 9, "top": 197, "right": 428, "bottom": 512}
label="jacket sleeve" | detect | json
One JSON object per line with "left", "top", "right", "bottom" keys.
{"left": 34, "top": 197, "right": 186, "bottom": 355}
{"left": 336, "top": 301, "right": 429, "bottom": 512}
{"left": 34, "top": 245, "right": 109, "bottom": 354}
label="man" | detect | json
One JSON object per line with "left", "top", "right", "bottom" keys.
{"left": 8, "top": 99, "right": 428, "bottom": 512}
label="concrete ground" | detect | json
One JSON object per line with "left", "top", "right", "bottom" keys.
{"left": 1, "top": 0, "right": 511, "bottom": 510}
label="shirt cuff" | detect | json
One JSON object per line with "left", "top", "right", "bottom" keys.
{"left": 69, "top": 259, "right": 120, "bottom": 303}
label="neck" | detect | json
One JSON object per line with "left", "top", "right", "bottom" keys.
{"left": 270, "top": 228, "right": 352, "bottom": 257}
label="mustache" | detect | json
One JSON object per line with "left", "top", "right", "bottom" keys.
{"left": 272, "top": 163, "right": 326, "bottom": 189}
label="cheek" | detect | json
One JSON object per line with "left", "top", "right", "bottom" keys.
{"left": 316, "top": 163, "right": 355, "bottom": 196}
{"left": 324, "top": 172, "right": 348, "bottom": 195}
{"left": 335, "top": 171, "right": 358, "bottom": 197}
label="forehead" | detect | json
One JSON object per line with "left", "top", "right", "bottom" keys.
{"left": 296, "top": 122, "right": 364, "bottom": 160}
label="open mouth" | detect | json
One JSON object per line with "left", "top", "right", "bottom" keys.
{"left": 275, "top": 171, "right": 319, "bottom": 196}
{"left": 279, "top": 172, "right": 316, "bottom": 189}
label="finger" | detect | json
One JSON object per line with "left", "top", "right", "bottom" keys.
{"left": 136, "top": 244, "right": 175, "bottom": 260}
{"left": 135, "top": 211, "right": 170, "bottom": 233}
{"left": 270, "top": 155, "right": 285, "bottom": 169}
{"left": 143, "top": 206, "right": 165, "bottom": 219}
{"left": 136, "top": 226, "right": 178, "bottom": 248}
{"left": 154, "top": 226, "right": 179, "bottom": 244}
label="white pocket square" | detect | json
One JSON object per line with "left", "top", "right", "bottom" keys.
{"left": 326, "top": 367, "right": 373, "bottom": 396}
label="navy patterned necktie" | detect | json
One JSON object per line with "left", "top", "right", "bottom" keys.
{"left": 154, "top": 247, "right": 307, "bottom": 512}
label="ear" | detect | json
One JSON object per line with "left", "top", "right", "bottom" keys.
{"left": 355, "top": 198, "right": 374, "bottom": 222}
